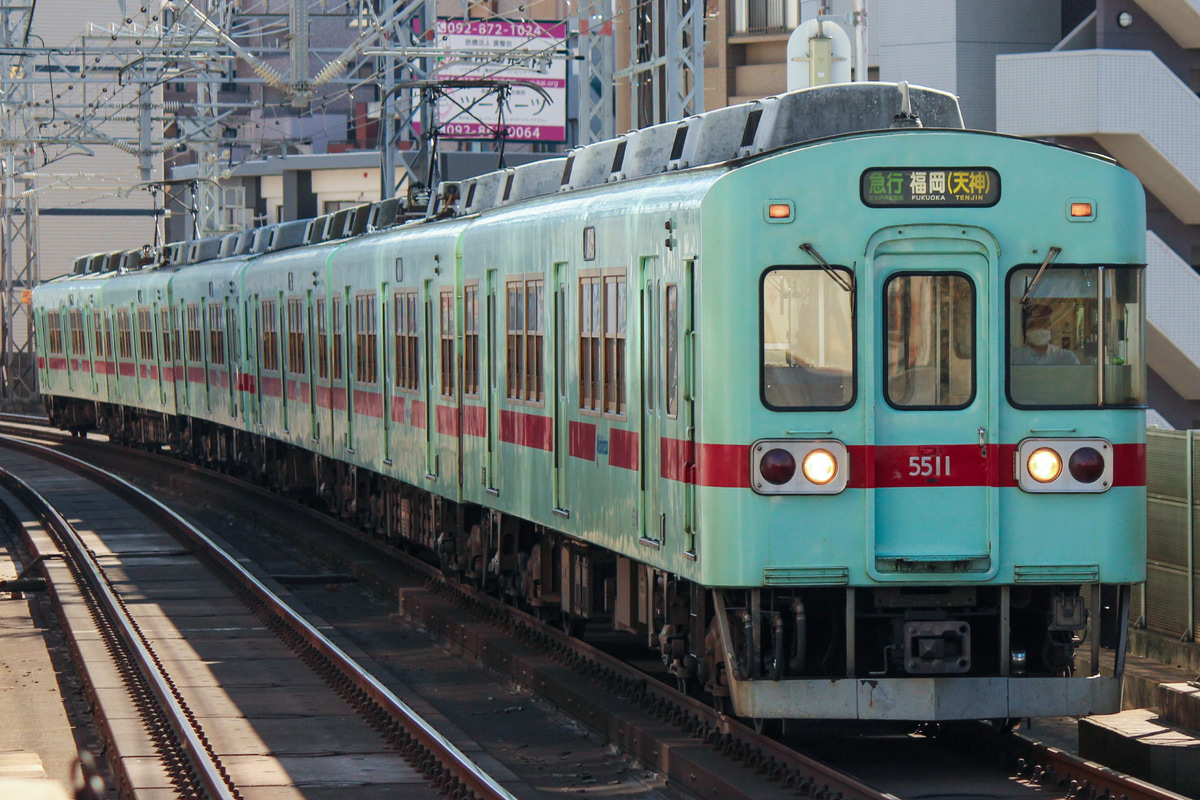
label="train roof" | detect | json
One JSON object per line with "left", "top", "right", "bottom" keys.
{"left": 451, "top": 81, "right": 962, "bottom": 218}
{"left": 47, "top": 82, "right": 961, "bottom": 286}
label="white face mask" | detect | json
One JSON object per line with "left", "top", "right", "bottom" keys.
{"left": 1026, "top": 328, "right": 1052, "bottom": 347}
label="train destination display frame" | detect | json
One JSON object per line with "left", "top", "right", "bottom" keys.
{"left": 861, "top": 167, "right": 1001, "bottom": 207}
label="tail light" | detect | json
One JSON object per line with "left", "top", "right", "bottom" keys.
{"left": 1017, "top": 438, "right": 1112, "bottom": 493}
{"left": 1068, "top": 447, "right": 1106, "bottom": 483}
{"left": 759, "top": 448, "right": 797, "bottom": 485}
{"left": 752, "top": 440, "right": 849, "bottom": 495}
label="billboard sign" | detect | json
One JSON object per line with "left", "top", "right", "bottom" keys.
{"left": 432, "top": 19, "right": 567, "bottom": 142}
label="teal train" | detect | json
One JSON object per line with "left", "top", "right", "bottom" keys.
{"left": 33, "top": 82, "right": 1147, "bottom": 723}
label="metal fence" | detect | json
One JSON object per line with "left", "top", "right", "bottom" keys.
{"left": 1143, "top": 428, "right": 1199, "bottom": 642}
{"left": 727, "top": 0, "right": 799, "bottom": 35}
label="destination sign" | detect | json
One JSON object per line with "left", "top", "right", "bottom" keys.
{"left": 861, "top": 167, "right": 1000, "bottom": 207}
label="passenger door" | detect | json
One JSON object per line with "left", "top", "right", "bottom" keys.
{"left": 423, "top": 280, "right": 437, "bottom": 477}
{"left": 868, "top": 227, "right": 998, "bottom": 577}
{"left": 226, "top": 301, "right": 239, "bottom": 419}
{"left": 639, "top": 257, "right": 663, "bottom": 546}
{"left": 552, "top": 263, "right": 569, "bottom": 514}
{"left": 485, "top": 271, "right": 499, "bottom": 493}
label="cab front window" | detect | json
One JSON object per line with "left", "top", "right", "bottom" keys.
{"left": 761, "top": 267, "right": 855, "bottom": 409}
{"left": 1007, "top": 266, "right": 1145, "bottom": 407}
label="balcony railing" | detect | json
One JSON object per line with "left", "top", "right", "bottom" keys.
{"left": 728, "top": 0, "right": 799, "bottom": 35}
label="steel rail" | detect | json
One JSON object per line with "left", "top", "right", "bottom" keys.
{"left": 0, "top": 465, "right": 239, "bottom": 800}
{"left": 0, "top": 412, "right": 49, "bottom": 425}
{"left": 0, "top": 435, "right": 518, "bottom": 800}
{"left": 13, "top": 426, "right": 1192, "bottom": 800}
{"left": 1009, "top": 734, "right": 1193, "bottom": 800}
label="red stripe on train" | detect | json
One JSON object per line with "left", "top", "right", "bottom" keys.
{"left": 570, "top": 421, "right": 596, "bottom": 461}
{"left": 660, "top": 437, "right": 694, "bottom": 482}
{"left": 354, "top": 390, "right": 383, "bottom": 418}
{"left": 609, "top": 428, "right": 639, "bottom": 470}
{"left": 659, "top": 439, "right": 1146, "bottom": 489}
{"left": 260, "top": 375, "right": 283, "bottom": 398}
{"left": 463, "top": 404, "right": 487, "bottom": 437}
{"left": 500, "top": 409, "right": 552, "bottom": 451}
{"left": 436, "top": 405, "right": 458, "bottom": 436}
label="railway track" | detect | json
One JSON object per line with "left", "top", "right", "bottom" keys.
{"left": 0, "top": 418, "right": 1190, "bottom": 800}
{"left": 0, "top": 432, "right": 516, "bottom": 800}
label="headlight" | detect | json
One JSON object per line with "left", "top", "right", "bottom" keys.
{"left": 1018, "top": 438, "right": 1113, "bottom": 493}
{"left": 1027, "top": 448, "right": 1062, "bottom": 483}
{"left": 802, "top": 449, "right": 838, "bottom": 485}
{"left": 751, "top": 439, "right": 849, "bottom": 495}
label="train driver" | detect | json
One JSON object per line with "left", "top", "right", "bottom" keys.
{"left": 1011, "top": 303, "right": 1080, "bottom": 366}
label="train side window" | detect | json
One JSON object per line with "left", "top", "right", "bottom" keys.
{"left": 666, "top": 284, "right": 678, "bottom": 418}
{"left": 406, "top": 293, "right": 419, "bottom": 389}
{"left": 331, "top": 298, "right": 344, "bottom": 380}
{"left": 578, "top": 271, "right": 625, "bottom": 415}
{"left": 46, "top": 310, "right": 61, "bottom": 355}
{"left": 137, "top": 306, "right": 154, "bottom": 361}
{"left": 160, "top": 309, "right": 172, "bottom": 363}
{"left": 354, "top": 293, "right": 378, "bottom": 384}
{"left": 186, "top": 304, "right": 202, "bottom": 362}
{"left": 440, "top": 288, "right": 455, "bottom": 397}
{"left": 392, "top": 291, "right": 419, "bottom": 391}
{"left": 884, "top": 273, "right": 975, "bottom": 409}
{"left": 69, "top": 309, "right": 84, "bottom": 356}
{"left": 208, "top": 303, "right": 226, "bottom": 366}
{"left": 506, "top": 276, "right": 544, "bottom": 403}
{"left": 103, "top": 311, "right": 113, "bottom": 359}
{"left": 579, "top": 275, "right": 600, "bottom": 410}
{"left": 463, "top": 283, "right": 480, "bottom": 396}
{"left": 527, "top": 279, "right": 544, "bottom": 403}
{"left": 352, "top": 296, "right": 362, "bottom": 381}
{"left": 226, "top": 308, "right": 238, "bottom": 366}
{"left": 604, "top": 273, "right": 626, "bottom": 415}
{"left": 260, "top": 299, "right": 278, "bottom": 371}
{"left": 92, "top": 311, "right": 103, "bottom": 359}
{"left": 286, "top": 297, "right": 305, "bottom": 375}
{"left": 117, "top": 309, "right": 132, "bottom": 359}
{"left": 369, "top": 294, "right": 379, "bottom": 383}
{"left": 316, "top": 298, "right": 328, "bottom": 379}
{"left": 506, "top": 281, "right": 524, "bottom": 399}
{"left": 761, "top": 267, "right": 855, "bottom": 410}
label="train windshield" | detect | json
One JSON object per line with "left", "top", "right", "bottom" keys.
{"left": 1007, "top": 266, "right": 1145, "bottom": 407}
{"left": 761, "top": 267, "right": 855, "bottom": 409}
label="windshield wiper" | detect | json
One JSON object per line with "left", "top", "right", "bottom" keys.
{"left": 800, "top": 243, "right": 854, "bottom": 293}
{"left": 1019, "top": 246, "right": 1063, "bottom": 305}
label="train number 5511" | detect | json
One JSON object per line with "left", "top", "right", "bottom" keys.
{"left": 908, "top": 455, "right": 950, "bottom": 477}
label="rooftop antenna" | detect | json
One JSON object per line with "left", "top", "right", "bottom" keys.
{"left": 891, "top": 81, "right": 923, "bottom": 128}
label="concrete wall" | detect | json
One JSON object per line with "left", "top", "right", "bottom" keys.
{"left": 876, "top": 0, "right": 1061, "bottom": 130}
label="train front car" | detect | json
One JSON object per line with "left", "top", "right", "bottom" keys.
{"left": 699, "top": 126, "right": 1146, "bottom": 721}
